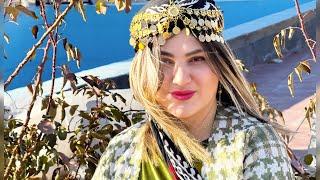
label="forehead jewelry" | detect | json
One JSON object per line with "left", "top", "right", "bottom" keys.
{"left": 129, "top": 0, "right": 225, "bottom": 51}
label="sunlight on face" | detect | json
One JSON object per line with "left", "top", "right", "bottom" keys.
{"left": 156, "top": 29, "right": 219, "bottom": 123}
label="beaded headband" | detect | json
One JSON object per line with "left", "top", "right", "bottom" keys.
{"left": 129, "top": 0, "right": 224, "bottom": 51}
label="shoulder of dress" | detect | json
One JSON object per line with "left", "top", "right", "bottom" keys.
{"left": 214, "top": 105, "right": 269, "bottom": 132}
{"left": 108, "top": 119, "right": 147, "bottom": 147}
{"left": 93, "top": 120, "right": 146, "bottom": 179}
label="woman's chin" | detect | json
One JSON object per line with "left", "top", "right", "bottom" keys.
{"left": 168, "top": 107, "right": 193, "bottom": 119}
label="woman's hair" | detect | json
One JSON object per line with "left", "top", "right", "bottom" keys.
{"left": 129, "top": 0, "right": 275, "bottom": 165}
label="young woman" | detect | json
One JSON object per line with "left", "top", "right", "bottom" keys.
{"left": 93, "top": 0, "right": 295, "bottom": 179}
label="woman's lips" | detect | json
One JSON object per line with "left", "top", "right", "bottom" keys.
{"left": 171, "top": 90, "right": 195, "bottom": 100}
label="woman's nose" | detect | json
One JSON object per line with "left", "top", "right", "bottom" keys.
{"left": 172, "top": 65, "right": 191, "bottom": 86}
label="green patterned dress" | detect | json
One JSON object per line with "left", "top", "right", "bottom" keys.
{"left": 92, "top": 105, "right": 295, "bottom": 180}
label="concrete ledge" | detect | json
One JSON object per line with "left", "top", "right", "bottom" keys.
{"left": 227, "top": 1, "right": 316, "bottom": 67}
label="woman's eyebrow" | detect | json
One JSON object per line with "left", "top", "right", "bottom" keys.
{"left": 160, "top": 49, "right": 203, "bottom": 57}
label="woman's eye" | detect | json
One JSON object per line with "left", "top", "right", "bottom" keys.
{"left": 160, "top": 58, "right": 174, "bottom": 65}
{"left": 190, "top": 56, "right": 205, "bottom": 63}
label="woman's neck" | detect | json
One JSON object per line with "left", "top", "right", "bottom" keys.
{"left": 181, "top": 100, "right": 218, "bottom": 141}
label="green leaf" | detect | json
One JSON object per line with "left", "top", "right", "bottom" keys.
{"left": 8, "top": 119, "right": 16, "bottom": 129}
{"left": 46, "top": 134, "right": 57, "bottom": 148}
{"left": 75, "top": 144, "right": 85, "bottom": 154}
{"left": 113, "top": 93, "right": 126, "bottom": 104}
{"left": 69, "top": 105, "right": 79, "bottom": 116}
{"left": 111, "top": 93, "right": 117, "bottom": 102}
{"left": 96, "top": 0, "right": 107, "bottom": 15}
{"left": 90, "top": 132, "right": 107, "bottom": 140}
{"left": 304, "top": 154, "right": 313, "bottom": 165}
{"left": 79, "top": 111, "right": 93, "bottom": 120}
{"left": 48, "top": 101, "right": 58, "bottom": 120}
{"left": 61, "top": 106, "right": 66, "bottom": 121}
{"left": 111, "top": 108, "right": 122, "bottom": 121}
{"left": 57, "top": 127, "right": 67, "bottom": 140}
{"left": 98, "top": 124, "right": 113, "bottom": 134}
{"left": 41, "top": 97, "right": 49, "bottom": 110}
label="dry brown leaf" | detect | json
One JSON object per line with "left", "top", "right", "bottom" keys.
{"left": 5, "top": 6, "right": 19, "bottom": 22}
{"left": 31, "top": 25, "right": 38, "bottom": 39}
{"left": 74, "top": 0, "right": 87, "bottom": 22}
{"left": 16, "top": 5, "right": 38, "bottom": 19}
{"left": 125, "top": 0, "right": 131, "bottom": 13}
{"left": 288, "top": 27, "right": 295, "bottom": 40}
{"left": 287, "top": 73, "right": 294, "bottom": 97}
{"left": 273, "top": 34, "right": 283, "bottom": 58}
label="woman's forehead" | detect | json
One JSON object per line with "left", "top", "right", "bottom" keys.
{"left": 160, "top": 29, "right": 204, "bottom": 56}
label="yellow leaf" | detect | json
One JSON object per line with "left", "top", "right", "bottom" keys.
{"left": 287, "top": 73, "right": 294, "bottom": 97}
{"left": 273, "top": 34, "right": 282, "bottom": 58}
{"left": 4, "top": 33, "right": 9, "bottom": 44}
{"left": 293, "top": 60, "right": 311, "bottom": 83}
{"left": 115, "top": 0, "right": 125, "bottom": 11}
{"left": 280, "top": 29, "right": 286, "bottom": 48}
{"left": 74, "top": 47, "right": 81, "bottom": 61}
{"left": 294, "top": 67, "right": 302, "bottom": 82}
{"left": 96, "top": 0, "right": 107, "bottom": 15}
{"left": 250, "top": 83, "right": 257, "bottom": 92}
{"left": 16, "top": 5, "right": 38, "bottom": 19}
{"left": 288, "top": 27, "right": 295, "bottom": 40}
{"left": 74, "top": 0, "right": 87, "bottom": 22}
{"left": 69, "top": 47, "right": 76, "bottom": 60}
{"left": 299, "top": 61, "right": 311, "bottom": 74}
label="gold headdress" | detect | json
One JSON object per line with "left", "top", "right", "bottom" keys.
{"left": 129, "top": 0, "right": 224, "bottom": 51}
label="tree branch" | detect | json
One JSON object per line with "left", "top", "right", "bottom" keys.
{"left": 294, "top": 0, "right": 316, "bottom": 61}
{"left": 39, "top": 0, "right": 55, "bottom": 43}
{"left": 4, "top": 1, "right": 75, "bottom": 90}
{"left": 4, "top": 40, "right": 51, "bottom": 179}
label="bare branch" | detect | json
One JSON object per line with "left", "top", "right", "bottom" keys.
{"left": 4, "top": 1, "right": 75, "bottom": 90}
{"left": 294, "top": 0, "right": 316, "bottom": 61}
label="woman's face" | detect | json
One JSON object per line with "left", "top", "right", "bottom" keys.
{"left": 156, "top": 29, "right": 219, "bottom": 122}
